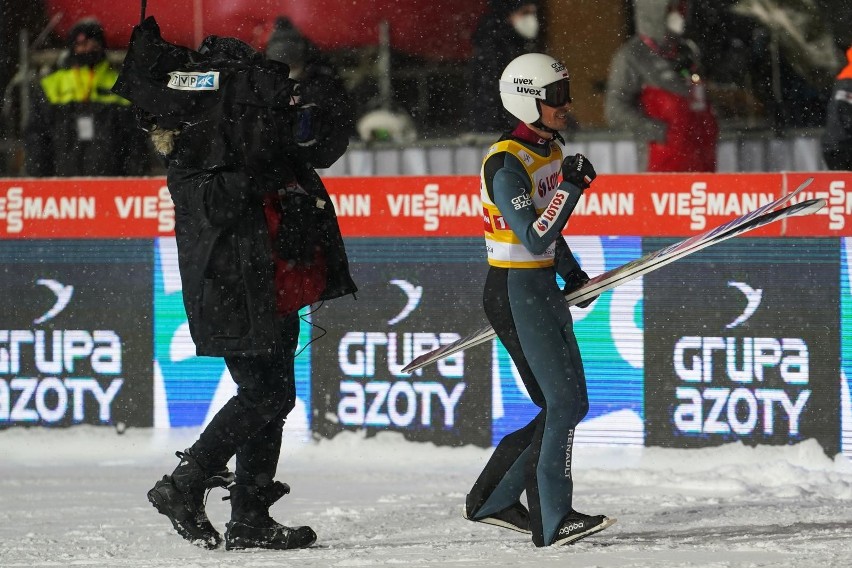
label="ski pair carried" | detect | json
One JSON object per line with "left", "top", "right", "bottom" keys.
{"left": 401, "top": 178, "right": 825, "bottom": 374}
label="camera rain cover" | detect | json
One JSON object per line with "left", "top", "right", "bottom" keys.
{"left": 112, "top": 16, "right": 297, "bottom": 127}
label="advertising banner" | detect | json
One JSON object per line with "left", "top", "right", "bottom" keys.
{"left": 0, "top": 240, "right": 153, "bottom": 427}
{"left": 842, "top": 238, "right": 852, "bottom": 455}
{"left": 643, "top": 238, "right": 841, "bottom": 455}
{"left": 2, "top": 173, "right": 850, "bottom": 239}
{"left": 0, "top": 179, "right": 174, "bottom": 238}
{"left": 311, "top": 239, "right": 492, "bottom": 446}
{"left": 321, "top": 173, "right": 852, "bottom": 238}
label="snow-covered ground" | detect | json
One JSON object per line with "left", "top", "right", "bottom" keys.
{"left": 2, "top": 426, "right": 852, "bottom": 568}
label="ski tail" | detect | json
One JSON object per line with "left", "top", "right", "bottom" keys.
{"left": 400, "top": 181, "right": 820, "bottom": 375}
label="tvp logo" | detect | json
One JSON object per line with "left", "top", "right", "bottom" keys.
{"left": 0, "top": 240, "right": 154, "bottom": 428}
{"left": 167, "top": 71, "right": 220, "bottom": 91}
{"left": 643, "top": 238, "right": 840, "bottom": 455}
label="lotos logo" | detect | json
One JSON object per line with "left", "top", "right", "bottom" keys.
{"left": 534, "top": 190, "right": 568, "bottom": 235}
{"left": 167, "top": 71, "right": 220, "bottom": 91}
{"left": 537, "top": 171, "right": 560, "bottom": 197}
{"left": 539, "top": 190, "right": 567, "bottom": 222}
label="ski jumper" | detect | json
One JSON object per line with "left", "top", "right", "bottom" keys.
{"left": 467, "top": 123, "right": 589, "bottom": 547}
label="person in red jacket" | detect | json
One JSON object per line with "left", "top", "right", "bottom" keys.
{"left": 605, "top": 0, "right": 718, "bottom": 172}
{"left": 822, "top": 44, "right": 852, "bottom": 170}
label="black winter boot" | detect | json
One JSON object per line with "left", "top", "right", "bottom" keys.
{"left": 147, "top": 450, "right": 234, "bottom": 549}
{"left": 550, "top": 509, "right": 617, "bottom": 546}
{"left": 224, "top": 481, "right": 317, "bottom": 550}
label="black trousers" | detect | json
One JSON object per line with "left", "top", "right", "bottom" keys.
{"left": 190, "top": 313, "right": 300, "bottom": 487}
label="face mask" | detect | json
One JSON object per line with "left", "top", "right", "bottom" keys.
{"left": 666, "top": 12, "right": 686, "bottom": 36}
{"left": 512, "top": 14, "right": 539, "bottom": 40}
{"left": 70, "top": 51, "right": 104, "bottom": 67}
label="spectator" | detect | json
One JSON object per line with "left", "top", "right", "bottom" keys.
{"left": 266, "top": 17, "right": 355, "bottom": 163}
{"left": 24, "top": 18, "right": 150, "bottom": 176}
{"left": 467, "top": 0, "right": 541, "bottom": 133}
{"left": 605, "top": 0, "right": 718, "bottom": 172}
{"left": 822, "top": 43, "right": 852, "bottom": 170}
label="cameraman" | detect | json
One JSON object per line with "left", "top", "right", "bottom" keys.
{"left": 136, "top": 33, "right": 357, "bottom": 551}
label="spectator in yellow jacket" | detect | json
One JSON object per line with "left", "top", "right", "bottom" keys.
{"left": 24, "top": 18, "right": 150, "bottom": 176}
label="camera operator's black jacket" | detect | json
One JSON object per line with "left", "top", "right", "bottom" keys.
{"left": 166, "top": 158, "right": 356, "bottom": 357}
{"left": 114, "top": 18, "right": 356, "bottom": 356}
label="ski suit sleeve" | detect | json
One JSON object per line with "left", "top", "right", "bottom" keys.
{"left": 604, "top": 46, "right": 667, "bottom": 142}
{"left": 554, "top": 237, "right": 583, "bottom": 279}
{"left": 492, "top": 153, "right": 584, "bottom": 255}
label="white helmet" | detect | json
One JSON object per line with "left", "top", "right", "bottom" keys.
{"left": 499, "top": 53, "right": 571, "bottom": 124}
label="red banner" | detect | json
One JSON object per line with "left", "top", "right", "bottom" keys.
{"left": 1, "top": 173, "right": 850, "bottom": 239}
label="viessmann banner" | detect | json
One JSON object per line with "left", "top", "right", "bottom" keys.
{"left": 0, "top": 173, "right": 850, "bottom": 238}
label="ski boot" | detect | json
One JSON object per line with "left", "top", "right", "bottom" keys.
{"left": 224, "top": 481, "right": 317, "bottom": 550}
{"left": 462, "top": 494, "right": 531, "bottom": 534}
{"left": 147, "top": 450, "right": 234, "bottom": 549}
{"left": 551, "top": 509, "right": 617, "bottom": 546}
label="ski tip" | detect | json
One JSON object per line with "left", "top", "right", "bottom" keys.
{"left": 795, "top": 177, "right": 814, "bottom": 192}
{"left": 790, "top": 198, "right": 826, "bottom": 217}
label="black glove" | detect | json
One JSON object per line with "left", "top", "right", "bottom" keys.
{"left": 562, "top": 268, "right": 598, "bottom": 309}
{"left": 561, "top": 153, "right": 596, "bottom": 190}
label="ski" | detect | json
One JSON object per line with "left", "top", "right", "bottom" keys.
{"left": 401, "top": 191, "right": 825, "bottom": 374}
